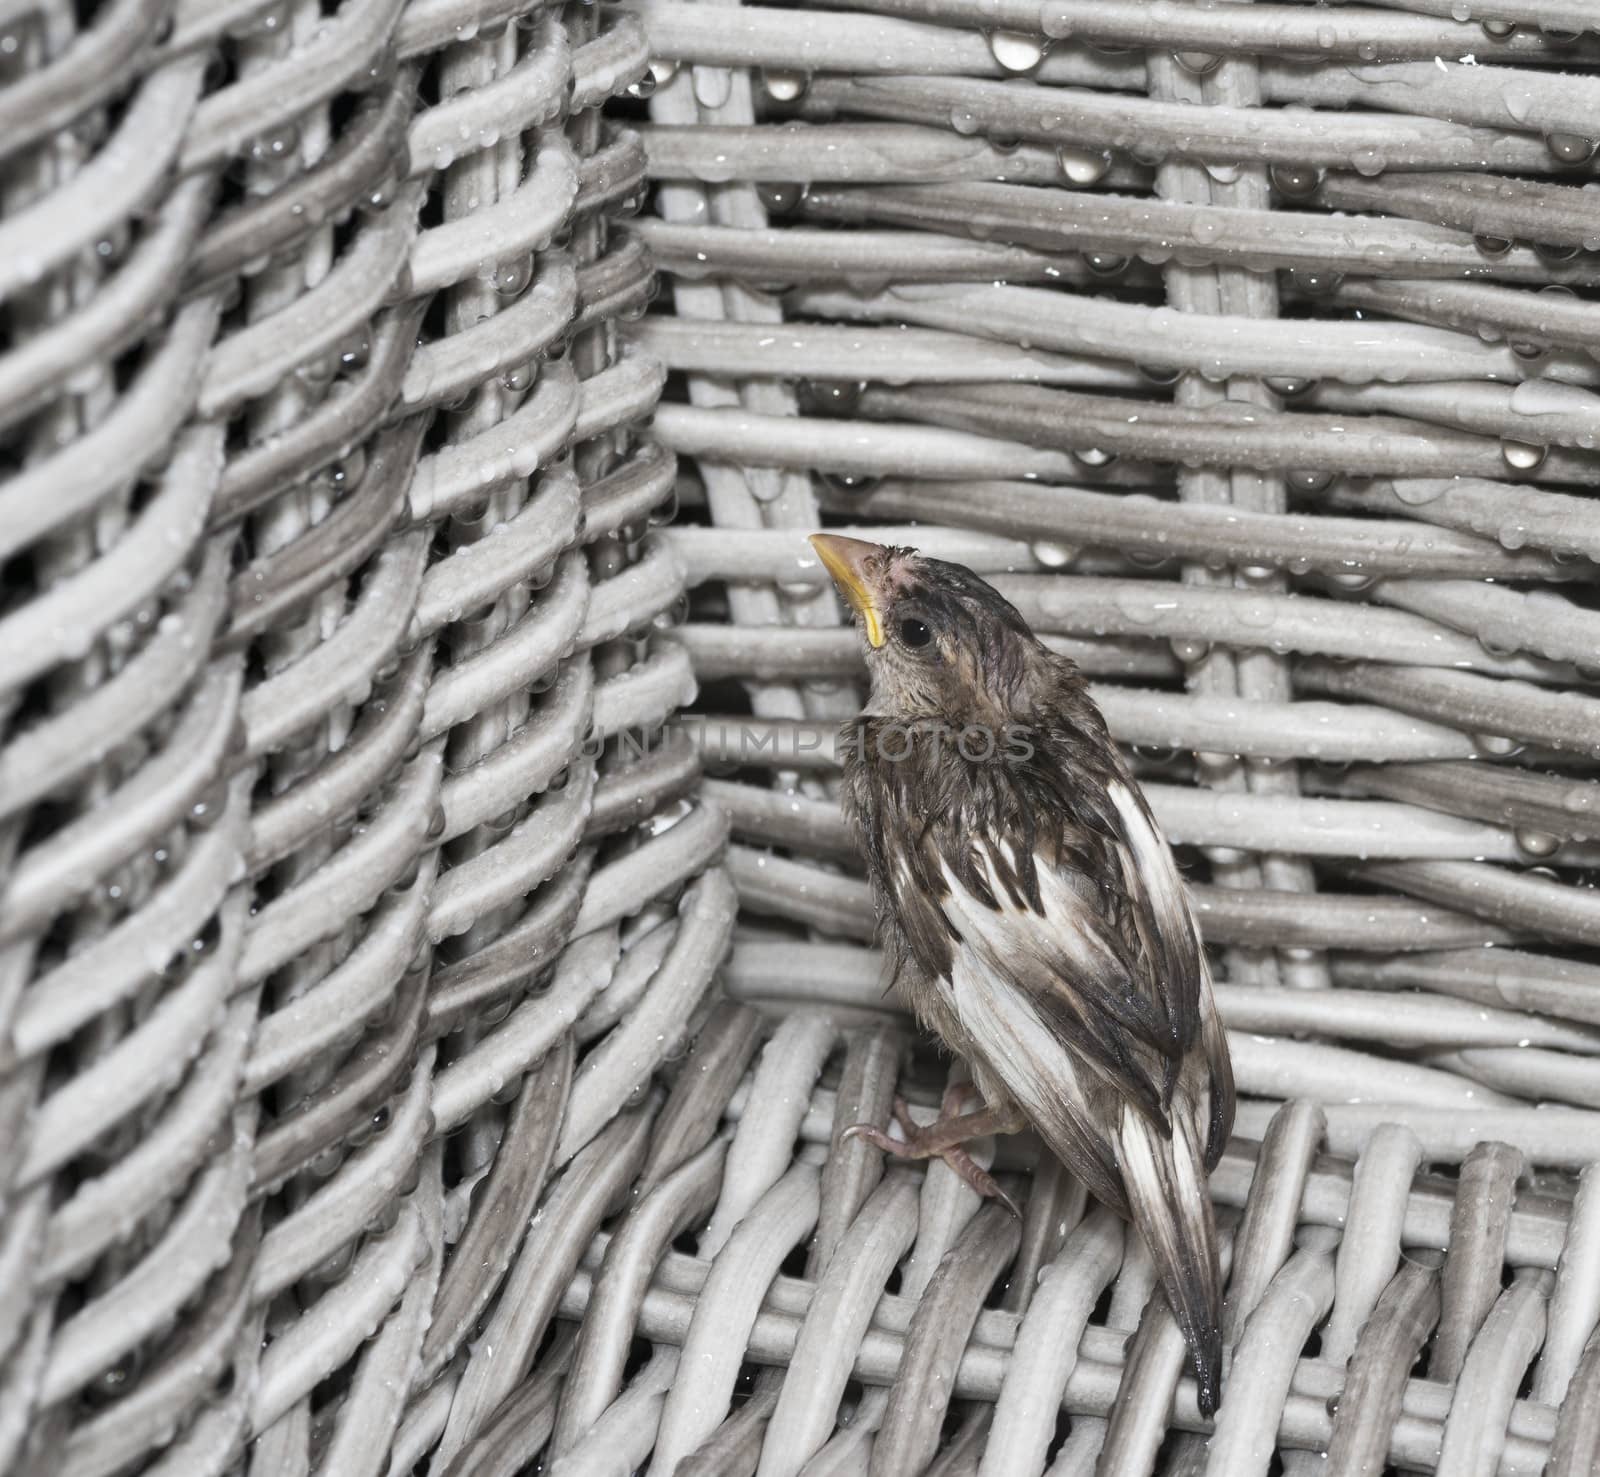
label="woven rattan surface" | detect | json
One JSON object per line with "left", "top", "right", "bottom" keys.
{"left": 4, "top": 0, "right": 1600, "bottom": 1472}
{"left": 616, "top": 2, "right": 1600, "bottom": 1474}
{"left": 1, "top": 0, "right": 689, "bottom": 1468}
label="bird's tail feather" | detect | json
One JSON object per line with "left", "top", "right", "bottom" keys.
{"left": 1118, "top": 1099, "right": 1225, "bottom": 1416}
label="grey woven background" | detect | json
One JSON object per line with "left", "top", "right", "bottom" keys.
{"left": 2, "top": 0, "right": 1600, "bottom": 1472}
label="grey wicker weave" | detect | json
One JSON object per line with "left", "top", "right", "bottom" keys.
{"left": 0, "top": 0, "right": 691, "bottom": 1469}
{"left": 3, "top": 0, "right": 1600, "bottom": 1471}
{"left": 615, "top": 3, "right": 1600, "bottom": 1474}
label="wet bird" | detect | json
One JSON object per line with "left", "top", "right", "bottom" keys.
{"left": 809, "top": 533, "right": 1235, "bottom": 1416}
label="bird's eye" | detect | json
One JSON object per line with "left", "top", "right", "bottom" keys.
{"left": 898, "top": 617, "right": 932, "bottom": 649}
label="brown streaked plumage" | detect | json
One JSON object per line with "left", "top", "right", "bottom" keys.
{"left": 810, "top": 532, "right": 1236, "bottom": 1416}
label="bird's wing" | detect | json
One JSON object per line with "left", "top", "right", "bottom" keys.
{"left": 932, "top": 812, "right": 1177, "bottom": 1119}
{"left": 930, "top": 776, "right": 1232, "bottom": 1164}
{"left": 941, "top": 934, "right": 1131, "bottom": 1216}
{"left": 937, "top": 802, "right": 1234, "bottom": 1410}
{"left": 1101, "top": 776, "right": 1235, "bottom": 1169}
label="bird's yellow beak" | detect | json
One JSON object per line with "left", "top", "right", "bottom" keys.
{"left": 808, "top": 533, "right": 888, "bottom": 648}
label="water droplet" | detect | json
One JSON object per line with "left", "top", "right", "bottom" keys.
{"left": 190, "top": 785, "right": 226, "bottom": 831}
{"left": 654, "top": 593, "right": 691, "bottom": 630}
{"left": 988, "top": 29, "right": 1045, "bottom": 73}
{"left": 1535, "top": 241, "right": 1582, "bottom": 265}
{"left": 94, "top": 225, "right": 130, "bottom": 266}
{"left": 93, "top": 1354, "right": 141, "bottom": 1400}
{"left": 1196, "top": 751, "right": 1239, "bottom": 779}
{"left": 493, "top": 255, "right": 532, "bottom": 297}
{"left": 365, "top": 158, "right": 406, "bottom": 214}
{"left": 649, "top": 489, "right": 679, "bottom": 527}
{"left": 626, "top": 72, "right": 656, "bottom": 100}
{"left": 338, "top": 333, "right": 370, "bottom": 374}
{"left": 1171, "top": 638, "right": 1211, "bottom": 664}
{"left": 1128, "top": 549, "right": 1173, "bottom": 571}
{"left": 1174, "top": 49, "right": 1220, "bottom": 75}
{"left": 649, "top": 58, "right": 678, "bottom": 87}
{"left": 800, "top": 379, "right": 862, "bottom": 415}
{"left": 238, "top": 1, "right": 288, "bottom": 36}
{"left": 1031, "top": 539, "right": 1078, "bottom": 569}
{"left": 296, "top": 350, "right": 340, "bottom": 389}
{"left": 1265, "top": 376, "right": 1311, "bottom": 398}
{"left": 1283, "top": 266, "right": 1343, "bottom": 298}
{"left": 757, "top": 180, "right": 807, "bottom": 216}
{"left": 1394, "top": 481, "right": 1444, "bottom": 506}
{"left": 1287, "top": 468, "right": 1334, "bottom": 493}
{"left": 1501, "top": 438, "right": 1547, "bottom": 471}
{"left": 1057, "top": 145, "right": 1112, "bottom": 185}
{"left": 1481, "top": 17, "right": 1516, "bottom": 38}
{"left": 1073, "top": 446, "right": 1117, "bottom": 468}
{"left": 1515, "top": 828, "right": 1561, "bottom": 857}
{"left": 248, "top": 124, "right": 299, "bottom": 163}
{"left": 1085, "top": 251, "right": 1128, "bottom": 279}
{"left": 760, "top": 67, "right": 810, "bottom": 101}
{"left": 1547, "top": 133, "right": 1598, "bottom": 165}
{"left": 1267, "top": 161, "right": 1318, "bottom": 197}
{"left": 820, "top": 470, "right": 881, "bottom": 495}
{"left": 319, "top": 445, "right": 368, "bottom": 495}
{"left": 1138, "top": 363, "right": 1182, "bottom": 386}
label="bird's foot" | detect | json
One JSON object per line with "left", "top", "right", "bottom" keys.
{"left": 840, "top": 1088, "right": 1024, "bottom": 1217}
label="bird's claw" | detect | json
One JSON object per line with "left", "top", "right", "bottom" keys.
{"left": 838, "top": 1095, "right": 1021, "bottom": 1218}
{"left": 838, "top": 1121, "right": 883, "bottom": 1148}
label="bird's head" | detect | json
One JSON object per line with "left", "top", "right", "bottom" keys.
{"left": 808, "top": 534, "right": 1047, "bottom": 721}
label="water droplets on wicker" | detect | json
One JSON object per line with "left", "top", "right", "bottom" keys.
{"left": 988, "top": 30, "right": 1046, "bottom": 74}
{"left": 1270, "top": 163, "right": 1322, "bottom": 199}
{"left": 1058, "top": 146, "right": 1113, "bottom": 186}
{"left": 1500, "top": 439, "right": 1547, "bottom": 472}
{"left": 1547, "top": 133, "right": 1598, "bottom": 165}
{"left": 761, "top": 68, "right": 810, "bottom": 102}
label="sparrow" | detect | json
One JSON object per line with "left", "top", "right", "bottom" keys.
{"left": 809, "top": 533, "right": 1236, "bottom": 1417}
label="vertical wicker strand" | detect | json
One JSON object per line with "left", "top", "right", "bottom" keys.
{"left": 1146, "top": 36, "right": 1330, "bottom": 995}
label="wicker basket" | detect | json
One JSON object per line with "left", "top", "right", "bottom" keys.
{"left": 3, "top": 0, "right": 1600, "bottom": 1471}
{"left": 618, "top": 4, "right": 1600, "bottom": 1474}
{"left": 0, "top": 0, "right": 695, "bottom": 1469}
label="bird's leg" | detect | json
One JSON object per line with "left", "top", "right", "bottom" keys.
{"left": 840, "top": 1088, "right": 1027, "bottom": 1216}
{"left": 937, "top": 1080, "right": 984, "bottom": 1120}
